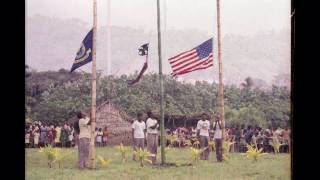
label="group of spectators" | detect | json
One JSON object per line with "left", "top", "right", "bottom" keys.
{"left": 25, "top": 121, "right": 109, "bottom": 148}
{"left": 165, "top": 124, "right": 291, "bottom": 153}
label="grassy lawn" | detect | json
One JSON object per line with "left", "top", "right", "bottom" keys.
{"left": 26, "top": 146, "right": 290, "bottom": 180}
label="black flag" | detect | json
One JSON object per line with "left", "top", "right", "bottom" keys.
{"left": 128, "top": 43, "right": 149, "bottom": 86}
{"left": 70, "top": 29, "right": 93, "bottom": 72}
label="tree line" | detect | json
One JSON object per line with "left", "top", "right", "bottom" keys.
{"left": 25, "top": 67, "right": 290, "bottom": 128}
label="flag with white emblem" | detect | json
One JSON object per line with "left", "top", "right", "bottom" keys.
{"left": 70, "top": 29, "right": 93, "bottom": 72}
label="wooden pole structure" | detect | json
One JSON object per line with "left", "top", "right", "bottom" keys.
{"left": 216, "top": 0, "right": 225, "bottom": 140}
{"left": 89, "top": 0, "right": 98, "bottom": 169}
{"left": 106, "top": 0, "right": 111, "bottom": 76}
{"left": 106, "top": 0, "right": 111, "bottom": 112}
{"left": 156, "top": 0, "right": 166, "bottom": 164}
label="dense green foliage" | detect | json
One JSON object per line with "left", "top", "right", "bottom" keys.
{"left": 25, "top": 68, "right": 290, "bottom": 128}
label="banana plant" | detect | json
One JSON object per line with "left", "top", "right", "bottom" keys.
{"left": 39, "top": 145, "right": 58, "bottom": 168}
{"left": 245, "top": 144, "right": 268, "bottom": 162}
{"left": 133, "top": 148, "right": 155, "bottom": 167}
{"left": 97, "top": 155, "right": 112, "bottom": 168}
{"left": 189, "top": 147, "right": 207, "bottom": 164}
{"left": 116, "top": 143, "right": 130, "bottom": 163}
{"left": 222, "top": 140, "right": 235, "bottom": 160}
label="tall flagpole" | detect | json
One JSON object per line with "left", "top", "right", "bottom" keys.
{"left": 107, "top": 0, "right": 111, "bottom": 76}
{"left": 106, "top": 0, "right": 111, "bottom": 112}
{"left": 216, "top": 0, "right": 225, "bottom": 140}
{"left": 156, "top": 0, "right": 166, "bottom": 165}
{"left": 89, "top": 0, "right": 97, "bottom": 169}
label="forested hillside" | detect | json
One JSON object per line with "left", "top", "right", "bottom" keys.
{"left": 25, "top": 67, "right": 290, "bottom": 128}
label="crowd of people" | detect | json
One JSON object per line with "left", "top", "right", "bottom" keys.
{"left": 26, "top": 111, "right": 290, "bottom": 168}
{"left": 25, "top": 121, "right": 109, "bottom": 148}
{"left": 165, "top": 123, "right": 291, "bottom": 153}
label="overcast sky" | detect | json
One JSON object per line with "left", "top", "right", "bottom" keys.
{"left": 26, "top": 0, "right": 291, "bottom": 36}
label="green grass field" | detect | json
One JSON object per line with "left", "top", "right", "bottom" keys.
{"left": 26, "top": 146, "right": 290, "bottom": 180}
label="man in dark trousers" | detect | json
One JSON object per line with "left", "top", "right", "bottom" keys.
{"left": 196, "top": 113, "right": 211, "bottom": 160}
{"left": 77, "top": 112, "right": 91, "bottom": 169}
{"left": 146, "top": 111, "right": 159, "bottom": 164}
{"left": 213, "top": 114, "right": 223, "bottom": 162}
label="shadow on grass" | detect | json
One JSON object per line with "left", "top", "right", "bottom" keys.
{"left": 151, "top": 162, "right": 193, "bottom": 169}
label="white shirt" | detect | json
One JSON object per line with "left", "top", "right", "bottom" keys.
{"left": 213, "top": 121, "right": 222, "bottom": 139}
{"left": 79, "top": 117, "right": 91, "bottom": 139}
{"left": 132, "top": 120, "right": 146, "bottom": 138}
{"left": 197, "top": 119, "right": 210, "bottom": 137}
{"left": 146, "top": 118, "right": 159, "bottom": 134}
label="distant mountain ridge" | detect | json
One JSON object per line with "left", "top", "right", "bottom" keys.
{"left": 26, "top": 15, "right": 290, "bottom": 88}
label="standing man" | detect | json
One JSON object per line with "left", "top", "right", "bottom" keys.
{"left": 197, "top": 113, "right": 211, "bottom": 160}
{"left": 146, "top": 111, "right": 159, "bottom": 164}
{"left": 132, "top": 112, "right": 146, "bottom": 160}
{"left": 213, "top": 114, "right": 223, "bottom": 162}
{"left": 78, "top": 112, "right": 91, "bottom": 169}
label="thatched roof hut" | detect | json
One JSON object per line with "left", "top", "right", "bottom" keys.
{"left": 69, "top": 100, "right": 212, "bottom": 145}
{"left": 69, "top": 101, "right": 134, "bottom": 145}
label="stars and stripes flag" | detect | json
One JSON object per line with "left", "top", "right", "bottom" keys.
{"left": 168, "top": 38, "right": 213, "bottom": 77}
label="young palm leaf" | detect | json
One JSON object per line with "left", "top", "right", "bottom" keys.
{"left": 184, "top": 140, "right": 192, "bottom": 147}
{"left": 97, "top": 156, "right": 112, "bottom": 168}
{"left": 246, "top": 144, "right": 268, "bottom": 162}
{"left": 116, "top": 143, "right": 130, "bottom": 163}
{"left": 39, "top": 145, "right": 58, "bottom": 168}
{"left": 133, "top": 148, "right": 155, "bottom": 167}
{"left": 192, "top": 140, "right": 200, "bottom": 148}
{"left": 270, "top": 138, "right": 283, "bottom": 154}
{"left": 166, "top": 135, "right": 179, "bottom": 147}
{"left": 190, "top": 147, "right": 207, "bottom": 164}
{"left": 208, "top": 140, "right": 215, "bottom": 152}
{"left": 54, "top": 149, "right": 72, "bottom": 169}
{"left": 222, "top": 140, "right": 235, "bottom": 160}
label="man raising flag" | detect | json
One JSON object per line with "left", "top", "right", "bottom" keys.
{"left": 168, "top": 38, "right": 213, "bottom": 77}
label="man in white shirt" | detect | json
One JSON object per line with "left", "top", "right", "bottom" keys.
{"left": 146, "top": 111, "right": 159, "bottom": 164}
{"left": 213, "top": 114, "right": 223, "bottom": 162}
{"left": 196, "top": 113, "right": 211, "bottom": 160}
{"left": 78, "top": 112, "right": 91, "bottom": 169}
{"left": 132, "top": 112, "right": 146, "bottom": 161}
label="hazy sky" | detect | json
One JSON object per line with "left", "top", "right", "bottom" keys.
{"left": 26, "top": 0, "right": 291, "bottom": 35}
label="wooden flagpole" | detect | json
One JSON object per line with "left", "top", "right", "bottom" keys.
{"left": 107, "top": 0, "right": 111, "bottom": 76}
{"left": 216, "top": 0, "right": 225, "bottom": 140}
{"left": 107, "top": 0, "right": 111, "bottom": 112}
{"left": 156, "top": 0, "right": 166, "bottom": 165}
{"left": 89, "top": 0, "right": 97, "bottom": 169}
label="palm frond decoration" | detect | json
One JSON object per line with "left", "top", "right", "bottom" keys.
{"left": 97, "top": 155, "right": 112, "bottom": 168}
{"left": 133, "top": 148, "right": 155, "bottom": 167}
{"left": 116, "top": 143, "right": 130, "bottom": 163}
{"left": 245, "top": 144, "right": 268, "bottom": 162}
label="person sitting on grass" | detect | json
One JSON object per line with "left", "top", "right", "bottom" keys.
{"left": 132, "top": 112, "right": 146, "bottom": 161}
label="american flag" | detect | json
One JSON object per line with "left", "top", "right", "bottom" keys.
{"left": 168, "top": 38, "right": 213, "bottom": 77}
